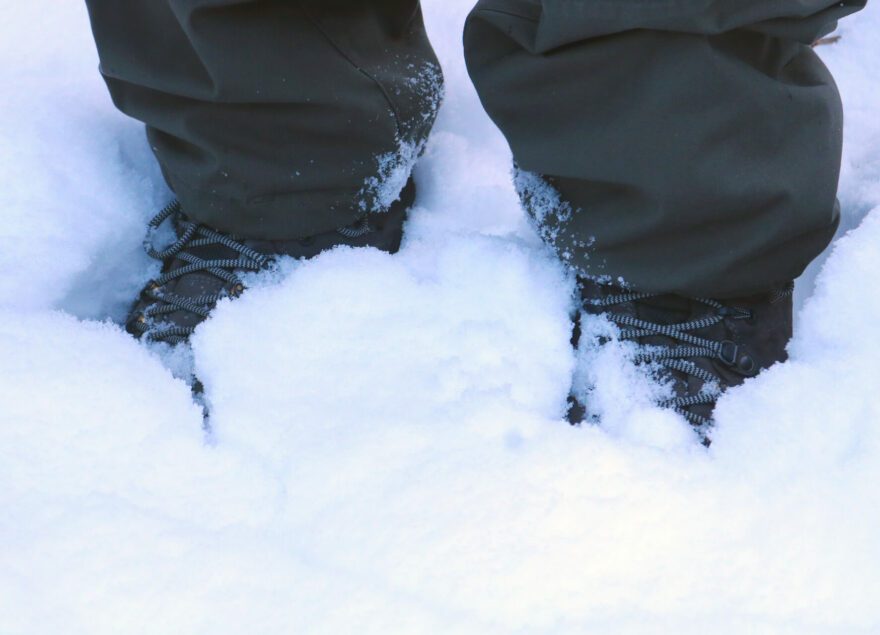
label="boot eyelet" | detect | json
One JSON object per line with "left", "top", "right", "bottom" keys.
{"left": 737, "top": 355, "right": 757, "bottom": 375}
{"left": 719, "top": 340, "right": 739, "bottom": 366}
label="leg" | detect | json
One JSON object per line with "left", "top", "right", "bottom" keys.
{"left": 83, "top": 0, "right": 443, "bottom": 373}
{"left": 463, "top": 0, "right": 865, "bottom": 432}
{"left": 85, "top": 0, "right": 443, "bottom": 239}
{"left": 464, "top": 0, "right": 865, "bottom": 298}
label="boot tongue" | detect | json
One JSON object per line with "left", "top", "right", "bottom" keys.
{"left": 177, "top": 241, "right": 241, "bottom": 264}
{"left": 154, "top": 242, "right": 243, "bottom": 330}
{"left": 632, "top": 294, "right": 732, "bottom": 415}
{"left": 637, "top": 294, "right": 696, "bottom": 321}
{"left": 634, "top": 294, "right": 700, "bottom": 349}
{"left": 641, "top": 295, "right": 747, "bottom": 404}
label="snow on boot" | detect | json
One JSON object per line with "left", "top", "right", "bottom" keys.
{"left": 126, "top": 178, "right": 415, "bottom": 421}
{"left": 126, "top": 178, "right": 415, "bottom": 345}
{"left": 569, "top": 277, "right": 794, "bottom": 441}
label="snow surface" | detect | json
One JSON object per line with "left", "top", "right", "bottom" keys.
{"left": 2, "top": 2, "right": 880, "bottom": 633}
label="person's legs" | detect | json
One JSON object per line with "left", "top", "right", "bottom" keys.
{"left": 84, "top": 0, "right": 443, "bottom": 350}
{"left": 85, "top": 0, "right": 443, "bottom": 240}
{"left": 463, "top": 0, "right": 865, "bottom": 431}
{"left": 463, "top": 0, "right": 865, "bottom": 298}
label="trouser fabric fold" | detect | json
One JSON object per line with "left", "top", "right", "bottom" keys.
{"left": 84, "top": 0, "right": 443, "bottom": 239}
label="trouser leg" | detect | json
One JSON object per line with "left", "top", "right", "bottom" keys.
{"left": 464, "top": 0, "right": 865, "bottom": 297}
{"left": 84, "top": 0, "right": 443, "bottom": 239}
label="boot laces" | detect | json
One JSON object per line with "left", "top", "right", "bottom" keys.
{"left": 130, "top": 200, "right": 272, "bottom": 344}
{"left": 589, "top": 290, "right": 766, "bottom": 427}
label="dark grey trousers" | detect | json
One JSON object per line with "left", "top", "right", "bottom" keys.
{"left": 84, "top": 0, "right": 866, "bottom": 297}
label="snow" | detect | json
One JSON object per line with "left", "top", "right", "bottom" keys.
{"left": 2, "top": 1, "right": 880, "bottom": 632}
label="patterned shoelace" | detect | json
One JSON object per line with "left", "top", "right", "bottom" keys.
{"left": 129, "top": 200, "right": 272, "bottom": 344}
{"left": 587, "top": 290, "right": 788, "bottom": 427}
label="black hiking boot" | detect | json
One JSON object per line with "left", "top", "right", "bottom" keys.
{"left": 568, "top": 278, "right": 794, "bottom": 442}
{"left": 126, "top": 178, "right": 416, "bottom": 346}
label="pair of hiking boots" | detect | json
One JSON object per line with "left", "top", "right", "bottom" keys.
{"left": 126, "top": 184, "right": 792, "bottom": 438}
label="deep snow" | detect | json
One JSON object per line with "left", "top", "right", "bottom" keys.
{"left": 2, "top": 2, "right": 880, "bottom": 633}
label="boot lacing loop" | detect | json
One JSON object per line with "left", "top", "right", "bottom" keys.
{"left": 589, "top": 291, "right": 760, "bottom": 426}
{"left": 131, "top": 200, "right": 271, "bottom": 344}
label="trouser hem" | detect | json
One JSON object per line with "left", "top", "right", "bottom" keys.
{"left": 167, "top": 177, "right": 379, "bottom": 241}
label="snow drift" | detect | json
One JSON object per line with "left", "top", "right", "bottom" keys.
{"left": 1, "top": 1, "right": 879, "bottom": 632}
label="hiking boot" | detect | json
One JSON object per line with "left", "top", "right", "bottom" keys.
{"left": 569, "top": 278, "right": 794, "bottom": 438}
{"left": 126, "top": 178, "right": 416, "bottom": 345}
